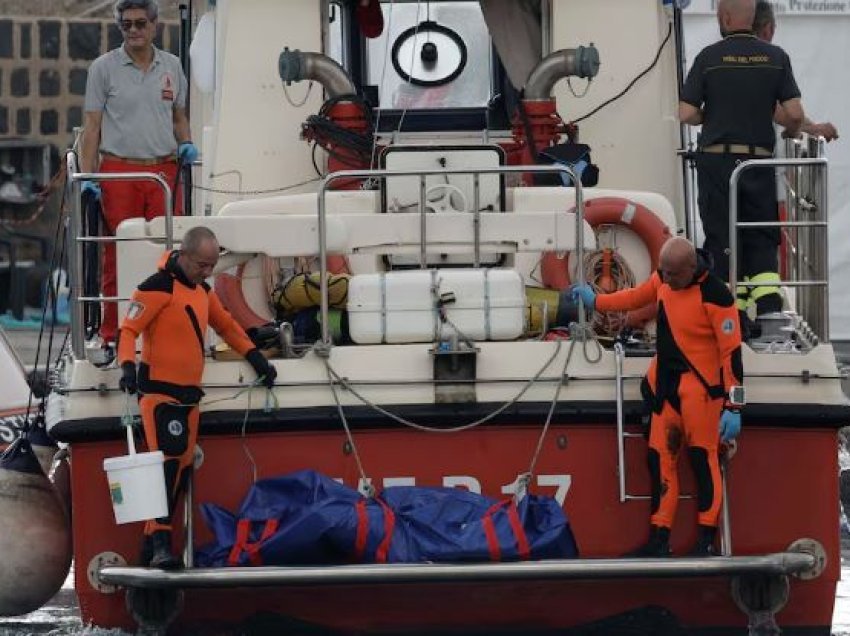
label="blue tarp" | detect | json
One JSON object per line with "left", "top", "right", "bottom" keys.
{"left": 196, "top": 469, "right": 579, "bottom": 567}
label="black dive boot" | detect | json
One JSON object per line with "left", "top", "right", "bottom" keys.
{"left": 139, "top": 534, "right": 153, "bottom": 566}
{"left": 625, "top": 525, "right": 672, "bottom": 557}
{"left": 149, "top": 530, "right": 182, "bottom": 570}
{"left": 687, "top": 524, "right": 719, "bottom": 557}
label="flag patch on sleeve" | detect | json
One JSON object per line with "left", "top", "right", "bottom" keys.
{"left": 126, "top": 301, "right": 145, "bottom": 320}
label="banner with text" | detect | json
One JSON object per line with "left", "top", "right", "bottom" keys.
{"left": 683, "top": 0, "right": 850, "bottom": 16}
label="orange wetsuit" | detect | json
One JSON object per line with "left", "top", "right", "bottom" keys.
{"left": 596, "top": 259, "right": 743, "bottom": 531}
{"left": 117, "top": 250, "right": 256, "bottom": 537}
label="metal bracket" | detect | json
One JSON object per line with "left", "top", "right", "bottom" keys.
{"left": 431, "top": 345, "right": 478, "bottom": 404}
{"left": 731, "top": 573, "right": 789, "bottom": 636}
{"left": 786, "top": 537, "right": 827, "bottom": 580}
{"left": 88, "top": 550, "right": 127, "bottom": 594}
{"left": 126, "top": 586, "right": 184, "bottom": 632}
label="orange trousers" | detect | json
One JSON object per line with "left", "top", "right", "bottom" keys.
{"left": 647, "top": 371, "right": 724, "bottom": 530}
{"left": 139, "top": 393, "right": 198, "bottom": 537}
{"left": 99, "top": 157, "right": 183, "bottom": 343}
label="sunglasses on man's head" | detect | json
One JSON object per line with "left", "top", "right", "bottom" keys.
{"left": 119, "top": 18, "right": 151, "bottom": 31}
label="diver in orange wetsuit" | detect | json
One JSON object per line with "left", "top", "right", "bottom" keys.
{"left": 572, "top": 237, "right": 744, "bottom": 556}
{"left": 117, "top": 226, "right": 276, "bottom": 569}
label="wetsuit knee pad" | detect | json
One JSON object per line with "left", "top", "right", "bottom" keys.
{"left": 153, "top": 402, "right": 191, "bottom": 456}
{"left": 688, "top": 447, "right": 714, "bottom": 512}
{"left": 647, "top": 448, "right": 661, "bottom": 513}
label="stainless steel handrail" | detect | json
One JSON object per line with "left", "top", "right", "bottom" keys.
{"left": 99, "top": 550, "right": 816, "bottom": 589}
{"left": 65, "top": 151, "right": 86, "bottom": 359}
{"left": 728, "top": 156, "right": 828, "bottom": 341}
{"left": 72, "top": 172, "right": 174, "bottom": 248}
{"left": 184, "top": 474, "right": 194, "bottom": 569}
{"left": 615, "top": 342, "right": 628, "bottom": 502}
{"left": 65, "top": 150, "right": 174, "bottom": 359}
{"left": 317, "top": 165, "right": 585, "bottom": 345}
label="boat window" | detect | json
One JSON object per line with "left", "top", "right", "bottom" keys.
{"left": 364, "top": 2, "right": 492, "bottom": 110}
{"left": 327, "top": 1, "right": 346, "bottom": 69}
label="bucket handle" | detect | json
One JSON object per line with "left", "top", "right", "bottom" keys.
{"left": 122, "top": 394, "right": 137, "bottom": 456}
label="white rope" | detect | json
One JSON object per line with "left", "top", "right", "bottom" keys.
{"left": 236, "top": 379, "right": 277, "bottom": 484}
{"left": 321, "top": 337, "right": 564, "bottom": 434}
{"left": 326, "top": 364, "right": 374, "bottom": 496}
{"left": 192, "top": 177, "right": 321, "bottom": 196}
{"left": 515, "top": 323, "right": 600, "bottom": 498}
{"left": 240, "top": 386, "right": 260, "bottom": 483}
{"left": 523, "top": 328, "right": 583, "bottom": 480}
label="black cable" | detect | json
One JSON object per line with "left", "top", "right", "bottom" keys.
{"left": 303, "top": 93, "right": 374, "bottom": 167}
{"left": 571, "top": 22, "right": 673, "bottom": 125}
{"left": 516, "top": 98, "right": 540, "bottom": 164}
{"left": 23, "top": 172, "right": 68, "bottom": 437}
{"left": 40, "top": 218, "right": 68, "bottom": 379}
{"left": 82, "top": 189, "right": 102, "bottom": 338}
{"left": 311, "top": 142, "right": 324, "bottom": 177}
{"left": 172, "top": 157, "right": 185, "bottom": 221}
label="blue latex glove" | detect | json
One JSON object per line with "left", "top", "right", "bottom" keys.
{"left": 177, "top": 141, "right": 199, "bottom": 164}
{"left": 81, "top": 180, "right": 101, "bottom": 200}
{"left": 719, "top": 409, "right": 741, "bottom": 442}
{"left": 569, "top": 283, "right": 596, "bottom": 313}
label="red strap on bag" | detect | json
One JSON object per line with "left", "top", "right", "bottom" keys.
{"left": 227, "top": 518, "right": 280, "bottom": 566}
{"left": 482, "top": 505, "right": 501, "bottom": 561}
{"left": 374, "top": 497, "right": 395, "bottom": 564}
{"left": 353, "top": 496, "right": 396, "bottom": 563}
{"left": 482, "top": 500, "right": 531, "bottom": 562}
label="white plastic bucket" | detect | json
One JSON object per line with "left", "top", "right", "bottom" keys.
{"left": 103, "top": 450, "right": 168, "bottom": 524}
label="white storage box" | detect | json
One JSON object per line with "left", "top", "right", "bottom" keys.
{"left": 347, "top": 269, "right": 525, "bottom": 344}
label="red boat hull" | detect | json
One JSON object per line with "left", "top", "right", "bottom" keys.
{"left": 70, "top": 422, "right": 839, "bottom": 633}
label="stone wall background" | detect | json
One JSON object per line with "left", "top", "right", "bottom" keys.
{"left": 1, "top": 1, "right": 180, "bottom": 20}
{"left": 0, "top": 12, "right": 181, "bottom": 151}
{"left": 0, "top": 3, "right": 182, "bottom": 251}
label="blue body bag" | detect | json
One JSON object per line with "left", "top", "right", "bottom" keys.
{"left": 196, "top": 470, "right": 579, "bottom": 567}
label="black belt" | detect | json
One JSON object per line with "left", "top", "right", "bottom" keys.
{"left": 701, "top": 144, "right": 772, "bottom": 157}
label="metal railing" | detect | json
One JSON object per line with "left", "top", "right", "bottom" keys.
{"left": 728, "top": 154, "right": 829, "bottom": 341}
{"left": 783, "top": 137, "right": 829, "bottom": 336}
{"left": 317, "top": 165, "right": 586, "bottom": 345}
{"left": 65, "top": 151, "right": 174, "bottom": 360}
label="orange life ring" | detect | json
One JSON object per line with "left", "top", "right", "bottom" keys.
{"left": 214, "top": 263, "right": 270, "bottom": 331}
{"left": 541, "top": 196, "right": 672, "bottom": 328}
{"left": 215, "top": 256, "right": 352, "bottom": 332}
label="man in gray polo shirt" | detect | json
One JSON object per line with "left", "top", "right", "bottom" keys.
{"left": 80, "top": 0, "right": 198, "bottom": 348}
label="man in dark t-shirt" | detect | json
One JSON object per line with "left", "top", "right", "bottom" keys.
{"left": 679, "top": 0, "right": 804, "bottom": 332}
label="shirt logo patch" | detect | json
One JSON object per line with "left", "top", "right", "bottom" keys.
{"left": 161, "top": 72, "right": 174, "bottom": 101}
{"left": 126, "top": 301, "right": 145, "bottom": 320}
{"left": 721, "top": 318, "right": 735, "bottom": 334}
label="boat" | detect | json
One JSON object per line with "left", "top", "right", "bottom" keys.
{"left": 37, "top": 0, "right": 848, "bottom": 633}
{"left": 0, "top": 326, "right": 36, "bottom": 445}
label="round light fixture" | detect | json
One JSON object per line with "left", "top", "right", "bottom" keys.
{"left": 391, "top": 21, "right": 467, "bottom": 88}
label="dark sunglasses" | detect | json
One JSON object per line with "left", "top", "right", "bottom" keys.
{"left": 119, "top": 18, "right": 151, "bottom": 31}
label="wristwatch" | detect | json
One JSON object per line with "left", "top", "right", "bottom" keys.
{"left": 727, "top": 385, "right": 746, "bottom": 407}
